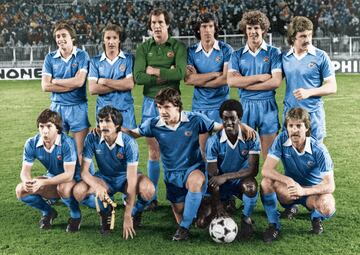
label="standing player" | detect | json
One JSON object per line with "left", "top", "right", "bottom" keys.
{"left": 73, "top": 106, "right": 155, "bottom": 239}
{"left": 41, "top": 21, "right": 90, "bottom": 164}
{"left": 199, "top": 99, "right": 260, "bottom": 240}
{"left": 185, "top": 13, "right": 233, "bottom": 156}
{"left": 261, "top": 108, "right": 335, "bottom": 243}
{"left": 15, "top": 109, "right": 81, "bottom": 232}
{"left": 185, "top": 13, "right": 233, "bottom": 123}
{"left": 123, "top": 88, "right": 222, "bottom": 241}
{"left": 88, "top": 23, "right": 136, "bottom": 129}
{"left": 227, "top": 10, "right": 282, "bottom": 159}
{"left": 283, "top": 16, "right": 336, "bottom": 143}
{"left": 134, "top": 8, "right": 187, "bottom": 209}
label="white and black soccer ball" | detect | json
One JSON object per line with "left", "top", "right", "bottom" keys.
{"left": 209, "top": 217, "right": 238, "bottom": 243}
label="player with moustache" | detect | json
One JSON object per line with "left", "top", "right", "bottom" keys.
{"left": 261, "top": 108, "right": 336, "bottom": 243}
{"left": 73, "top": 106, "right": 155, "bottom": 239}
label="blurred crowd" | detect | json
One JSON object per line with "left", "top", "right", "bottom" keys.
{"left": 0, "top": 0, "right": 359, "bottom": 48}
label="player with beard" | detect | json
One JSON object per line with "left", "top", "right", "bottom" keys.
{"left": 73, "top": 106, "right": 155, "bottom": 238}
{"left": 261, "top": 108, "right": 335, "bottom": 243}
{"left": 134, "top": 9, "right": 187, "bottom": 210}
{"left": 227, "top": 10, "right": 282, "bottom": 160}
{"left": 196, "top": 99, "right": 260, "bottom": 240}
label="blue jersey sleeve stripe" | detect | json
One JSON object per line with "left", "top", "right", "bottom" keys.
{"left": 83, "top": 157, "right": 92, "bottom": 163}
{"left": 23, "top": 161, "right": 34, "bottom": 166}
{"left": 64, "top": 161, "right": 76, "bottom": 165}
{"left": 127, "top": 162, "right": 139, "bottom": 166}
{"left": 88, "top": 77, "right": 98, "bottom": 80}
{"left": 268, "top": 153, "right": 280, "bottom": 161}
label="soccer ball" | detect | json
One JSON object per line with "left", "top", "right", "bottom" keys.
{"left": 209, "top": 217, "right": 238, "bottom": 243}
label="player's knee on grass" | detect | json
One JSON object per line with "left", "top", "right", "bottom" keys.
{"left": 186, "top": 170, "right": 205, "bottom": 192}
{"left": 138, "top": 175, "right": 155, "bottom": 201}
{"left": 241, "top": 177, "right": 258, "bottom": 197}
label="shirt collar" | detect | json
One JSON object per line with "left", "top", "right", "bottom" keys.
{"left": 286, "top": 45, "right": 316, "bottom": 56}
{"left": 53, "top": 46, "right": 77, "bottom": 58}
{"left": 243, "top": 40, "right": 267, "bottom": 54}
{"left": 99, "top": 50, "right": 126, "bottom": 62}
{"left": 150, "top": 36, "right": 173, "bottom": 46}
{"left": 195, "top": 40, "right": 220, "bottom": 53}
{"left": 283, "top": 137, "right": 312, "bottom": 154}
{"left": 100, "top": 132, "right": 124, "bottom": 147}
{"left": 36, "top": 134, "right": 61, "bottom": 148}
{"left": 219, "top": 127, "right": 245, "bottom": 143}
{"left": 155, "top": 111, "right": 189, "bottom": 128}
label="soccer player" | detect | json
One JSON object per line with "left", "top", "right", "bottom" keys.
{"left": 261, "top": 108, "right": 335, "bottom": 243}
{"left": 185, "top": 13, "right": 233, "bottom": 122}
{"left": 88, "top": 23, "right": 136, "bottom": 129}
{"left": 227, "top": 10, "right": 282, "bottom": 159}
{"left": 200, "top": 99, "right": 260, "bottom": 240}
{"left": 72, "top": 106, "right": 155, "bottom": 239}
{"left": 41, "top": 21, "right": 90, "bottom": 164}
{"left": 134, "top": 8, "right": 187, "bottom": 209}
{"left": 15, "top": 109, "right": 81, "bottom": 232}
{"left": 282, "top": 16, "right": 337, "bottom": 143}
{"left": 185, "top": 13, "right": 233, "bottom": 157}
{"left": 123, "top": 88, "right": 222, "bottom": 241}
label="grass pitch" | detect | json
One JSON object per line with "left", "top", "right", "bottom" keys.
{"left": 0, "top": 75, "right": 359, "bottom": 255}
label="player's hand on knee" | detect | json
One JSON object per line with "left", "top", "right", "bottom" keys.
{"left": 288, "top": 182, "right": 304, "bottom": 198}
{"left": 95, "top": 186, "right": 107, "bottom": 201}
{"left": 123, "top": 215, "right": 136, "bottom": 240}
{"left": 31, "top": 179, "right": 45, "bottom": 193}
{"left": 209, "top": 176, "right": 227, "bottom": 188}
{"left": 24, "top": 180, "right": 35, "bottom": 193}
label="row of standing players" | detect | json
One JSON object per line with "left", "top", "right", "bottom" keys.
{"left": 15, "top": 9, "right": 336, "bottom": 242}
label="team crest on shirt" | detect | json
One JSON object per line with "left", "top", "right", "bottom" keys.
{"left": 72, "top": 63, "right": 78, "bottom": 68}
{"left": 167, "top": 51, "right": 175, "bottom": 58}
{"left": 57, "top": 155, "right": 62, "bottom": 161}
{"left": 308, "top": 62, "right": 316, "bottom": 68}
{"left": 119, "top": 64, "right": 126, "bottom": 72}
{"left": 184, "top": 131, "right": 192, "bottom": 136}
{"left": 263, "top": 56, "right": 269, "bottom": 63}
{"left": 307, "top": 160, "right": 315, "bottom": 168}
{"left": 215, "top": 56, "right": 221, "bottom": 63}
{"left": 241, "top": 150, "right": 248, "bottom": 156}
{"left": 117, "top": 152, "right": 124, "bottom": 159}
{"left": 96, "top": 149, "right": 102, "bottom": 154}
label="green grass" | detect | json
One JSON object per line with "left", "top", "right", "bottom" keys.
{"left": 0, "top": 76, "right": 359, "bottom": 255}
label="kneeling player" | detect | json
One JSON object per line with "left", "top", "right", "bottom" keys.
{"left": 16, "top": 109, "right": 81, "bottom": 232}
{"left": 73, "top": 106, "right": 154, "bottom": 239}
{"left": 198, "top": 99, "right": 260, "bottom": 240}
{"left": 261, "top": 107, "right": 335, "bottom": 243}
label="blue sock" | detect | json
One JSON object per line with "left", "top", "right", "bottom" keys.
{"left": 242, "top": 192, "right": 258, "bottom": 218}
{"left": 261, "top": 192, "right": 280, "bottom": 229}
{"left": 180, "top": 191, "right": 202, "bottom": 229}
{"left": 311, "top": 209, "right": 335, "bottom": 221}
{"left": 147, "top": 160, "right": 160, "bottom": 201}
{"left": 20, "top": 194, "right": 52, "bottom": 216}
{"left": 61, "top": 196, "right": 81, "bottom": 219}
{"left": 132, "top": 195, "right": 150, "bottom": 216}
{"left": 81, "top": 194, "right": 109, "bottom": 212}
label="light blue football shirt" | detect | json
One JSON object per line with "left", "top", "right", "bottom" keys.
{"left": 268, "top": 131, "right": 333, "bottom": 186}
{"left": 187, "top": 40, "right": 233, "bottom": 110}
{"left": 138, "top": 111, "right": 214, "bottom": 173}
{"left": 282, "top": 45, "right": 334, "bottom": 112}
{"left": 206, "top": 129, "right": 261, "bottom": 174}
{"left": 23, "top": 133, "right": 80, "bottom": 178}
{"left": 42, "top": 47, "right": 90, "bottom": 105}
{"left": 228, "top": 41, "right": 282, "bottom": 100}
{"left": 88, "top": 51, "right": 134, "bottom": 112}
{"left": 83, "top": 131, "right": 138, "bottom": 177}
